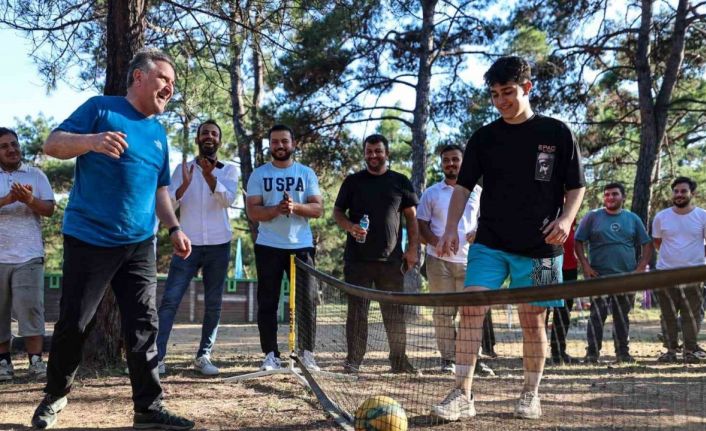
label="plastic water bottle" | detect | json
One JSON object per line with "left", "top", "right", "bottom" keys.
{"left": 357, "top": 214, "right": 369, "bottom": 243}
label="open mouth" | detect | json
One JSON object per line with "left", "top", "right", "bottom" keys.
{"left": 157, "top": 89, "right": 171, "bottom": 103}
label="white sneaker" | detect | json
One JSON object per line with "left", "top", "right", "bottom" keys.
{"left": 300, "top": 350, "right": 320, "bottom": 372}
{"left": 193, "top": 356, "right": 219, "bottom": 376}
{"left": 260, "top": 352, "right": 281, "bottom": 371}
{"left": 430, "top": 388, "right": 475, "bottom": 421}
{"left": 28, "top": 355, "right": 47, "bottom": 379}
{"left": 0, "top": 359, "right": 14, "bottom": 381}
{"left": 514, "top": 391, "right": 542, "bottom": 419}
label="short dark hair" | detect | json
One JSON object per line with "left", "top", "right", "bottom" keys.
{"left": 440, "top": 144, "right": 463, "bottom": 157}
{"left": 363, "top": 134, "right": 389, "bottom": 152}
{"left": 197, "top": 119, "right": 221, "bottom": 139}
{"left": 484, "top": 56, "right": 532, "bottom": 87}
{"left": 0, "top": 127, "right": 18, "bottom": 140}
{"left": 672, "top": 176, "right": 697, "bottom": 192}
{"left": 126, "top": 47, "right": 176, "bottom": 88}
{"left": 268, "top": 124, "right": 295, "bottom": 142}
{"left": 604, "top": 182, "right": 626, "bottom": 196}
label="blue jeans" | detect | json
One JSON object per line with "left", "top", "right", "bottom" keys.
{"left": 157, "top": 242, "right": 230, "bottom": 360}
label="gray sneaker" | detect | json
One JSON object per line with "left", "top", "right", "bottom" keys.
{"left": 193, "top": 356, "right": 219, "bottom": 376}
{"left": 28, "top": 355, "right": 47, "bottom": 379}
{"left": 0, "top": 358, "right": 13, "bottom": 381}
{"left": 430, "top": 388, "right": 476, "bottom": 421}
{"left": 514, "top": 391, "right": 541, "bottom": 419}
{"left": 31, "top": 394, "right": 68, "bottom": 429}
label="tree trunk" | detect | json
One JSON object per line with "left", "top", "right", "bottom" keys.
{"left": 228, "top": 3, "right": 258, "bottom": 240}
{"left": 409, "top": 0, "right": 437, "bottom": 197}
{"left": 630, "top": 0, "right": 688, "bottom": 225}
{"left": 83, "top": 0, "right": 146, "bottom": 368}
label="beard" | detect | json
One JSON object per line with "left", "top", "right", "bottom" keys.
{"left": 199, "top": 145, "right": 217, "bottom": 158}
{"left": 272, "top": 148, "right": 293, "bottom": 161}
{"left": 673, "top": 197, "right": 691, "bottom": 208}
{"left": 365, "top": 159, "right": 386, "bottom": 173}
{"left": 443, "top": 171, "right": 458, "bottom": 180}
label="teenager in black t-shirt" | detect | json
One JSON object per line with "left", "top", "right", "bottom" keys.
{"left": 333, "top": 134, "right": 421, "bottom": 374}
{"left": 431, "top": 56, "right": 586, "bottom": 421}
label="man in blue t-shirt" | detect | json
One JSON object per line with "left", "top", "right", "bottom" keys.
{"left": 246, "top": 124, "right": 323, "bottom": 372}
{"left": 575, "top": 182, "right": 653, "bottom": 364}
{"left": 31, "top": 48, "right": 194, "bottom": 431}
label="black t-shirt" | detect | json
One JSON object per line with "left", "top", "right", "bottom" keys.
{"left": 335, "top": 169, "right": 419, "bottom": 262}
{"left": 457, "top": 114, "right": 585, "bottom": 258}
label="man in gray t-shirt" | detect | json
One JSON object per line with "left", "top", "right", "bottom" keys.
{"left": 0, "top": 127, "right": 55, "bottom": 382}
{"left": 575, "top": 182, "right": 652, "bottom": 363}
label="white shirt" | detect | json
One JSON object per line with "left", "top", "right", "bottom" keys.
{"left": 169, "top": 159, "right": 239, "bottom": 246}
{"left": 417, "top": 182, "right": 481, "bottom": 264}
{"left": 652, "top": 206, "right": 706, "bottom": 270}
{"left": 0, "top": 163, "right": 55, "bottom": 263}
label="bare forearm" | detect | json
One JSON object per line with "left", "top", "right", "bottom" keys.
{"left": 575, "top": 241, "right": 590, "bottom": 266}
{"left": 155, "top": 187, "right": 179, "bottom": 228}
{"left": 246, "top": 201, "right": 280, "bottom": 222}
{"left": 418, "top": 221, "right": 438, "bottom": 246}
{"left": 292, "top": 202, "right": 323, "bottom": 218}
{"left": 562, "top": 187, "right": 585, "bottom": 222}
{"left": 403, "top": 208, "right": 420, "bottom": 250}
{"left": 43, "top": 131, "right": 94, "bottom": 159}
{"left": 27, "top": 199, "right": 55, "bottom": 217}
{"left": 444, "top": 186, "right": 471, "bottom": 233}
{"left": 333, "top": 207, "right": 355, "bottom": 233}
{"left": 637, "top": 243, "right": 653, "bottom": 267}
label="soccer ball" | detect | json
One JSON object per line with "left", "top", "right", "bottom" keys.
{"left": 354, "top": 395, "right": 408, "bottom": 431}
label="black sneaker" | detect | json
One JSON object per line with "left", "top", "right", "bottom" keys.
{"left": 657, "top": 351, "right": 678, "bottom": 363}
{"left": 31, "top": 394, "right": 67, "bottom": 429}
{"left": 475, "top": 361, "right": 495, "bottom": 377}
{"left": 616, "top": 353, "right": 636, "bottom": 364}
{"left": 133, "top": 407, "right": 195, "bottom": 430}
{"left": 342, "top": 361, "right": 360, "bottom": 374}
{"left": 390, "top": 357, "right": 422, "bottom": 376}
{"left": 561, "top": 354, "right": 580, "bottom": 365}
{"left": 583, "top": 354, "right": 599, "bottom": 364}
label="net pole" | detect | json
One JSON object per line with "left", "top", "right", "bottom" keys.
{"left": 289, "top": 254, "right": 296, "bottom": 354}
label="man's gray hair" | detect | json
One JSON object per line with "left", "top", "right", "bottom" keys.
{"left": 126, "top": 47, "right": 176, "bottom": 88}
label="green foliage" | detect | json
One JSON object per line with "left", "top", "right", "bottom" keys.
{"left": 41, "top": 198, "right": 66, "bottom": 272}
{"left": 14, "top": 113, "right": 55, "bottom": 162}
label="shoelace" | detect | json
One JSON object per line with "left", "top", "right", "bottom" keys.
{"left": 441, "top": 389, "right": 463, "bottom": 406}
{"left": 519, "top": 393, "right": 535, "bottom": 408}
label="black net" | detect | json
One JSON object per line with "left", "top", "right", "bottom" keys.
{"left": 293, "top": 259, "right": 706, "bottom": 430}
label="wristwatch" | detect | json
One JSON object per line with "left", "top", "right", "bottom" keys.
{"left": 168, "top": 225, "right": 182, "bottom": 236}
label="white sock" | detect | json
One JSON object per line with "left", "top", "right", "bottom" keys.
{"left": 524, "top": 371, "right": 542, "bottom": 394}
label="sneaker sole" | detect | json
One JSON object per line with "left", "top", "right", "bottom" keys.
{"left": 133, "top": 422, "right": 194, "bottom": 430}
{"left": 514, "top": 409, "right": 542, "bottom": 419}
{"left": 194, "top": 368, "right": 219, "bottom": 376}
{"left": 430, "top": 408, "right": 476, "bottom": 421}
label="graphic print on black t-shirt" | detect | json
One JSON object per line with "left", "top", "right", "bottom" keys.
{"left": 535, "top": 152, "right": 555, "bottom": 181}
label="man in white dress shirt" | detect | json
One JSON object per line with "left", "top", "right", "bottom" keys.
{"left": 417, "top": 144, "right": 494, "bottom": 376}
{"left": 156, "top": 120, "right": 239, "bottom": 375}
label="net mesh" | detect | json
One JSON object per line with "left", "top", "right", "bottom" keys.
{"left": 292, "top": 259, "right": 706, "bottom": 430}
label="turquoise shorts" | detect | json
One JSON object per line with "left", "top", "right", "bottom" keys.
{"left": 465, "top": 243, "right": 564, "bottom": 308}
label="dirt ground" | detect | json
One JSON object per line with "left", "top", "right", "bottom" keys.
{"left": 2, "top": 313, "right": 706, "bottom": 431}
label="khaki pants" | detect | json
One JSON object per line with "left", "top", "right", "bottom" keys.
{"left": 426, "top": 254, "right": 467, "bottom": 361}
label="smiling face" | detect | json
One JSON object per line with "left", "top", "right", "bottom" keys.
{"left": 130, "top": 60, "right": 175, "bottom": 116}
{"left": 196, "top": 123, "right": 221, "bottom": 158}
{"left": 441, "top": 149, "right": 462, "bottom": 180}
{"left": 0, "top": 133, "right": 21, "bottom": 171}
{"left": 672, "top": 182, "right": 693, "bottom": 208}
{"left": 364, "top": 141, "right": 388, "bottom": 174}
{"left": 603, "top": 187, "right": 625, "bottom": 212}
{"left": 489, "top": 80, "right": 532, "bottom": 124}
{"left": 269, "top": 130, "right": 295, "bottom": 162}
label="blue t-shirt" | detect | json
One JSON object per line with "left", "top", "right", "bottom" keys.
{"left": 56, "top": 96, "right": 170, "bottom": 246}
{"left": 574, "top": 209, "right": 651, "bottom": 275}
{"left": 246, "top": 162, "right": 320, "bottom": 249}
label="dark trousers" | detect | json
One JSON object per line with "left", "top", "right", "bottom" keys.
{"left": 344, "top": 260, "right": 407, "bottom": 366}
{"left": 586, "top": 293, "right": 635, "bottom": 356}
{"left": 45, "top": 235, "right": 162, "bottom": 412}
{"left": 547, "top": 268, "right": 577, "bottom": 357}
{"left": 254, "top": 244, "right": 317, "bottom": 357}
{"left": 481, "top": 309, "right": 496, "bottom": 354}
{"left": 655, "top": 284, "right": 703, "bottom": 352}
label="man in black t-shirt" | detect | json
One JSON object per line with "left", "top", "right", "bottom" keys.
{"left": 333, "top": 133, "right": 421, "bottom": 374}
{"left": 431, "top": 56, "right": 586, "bottom": 421}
